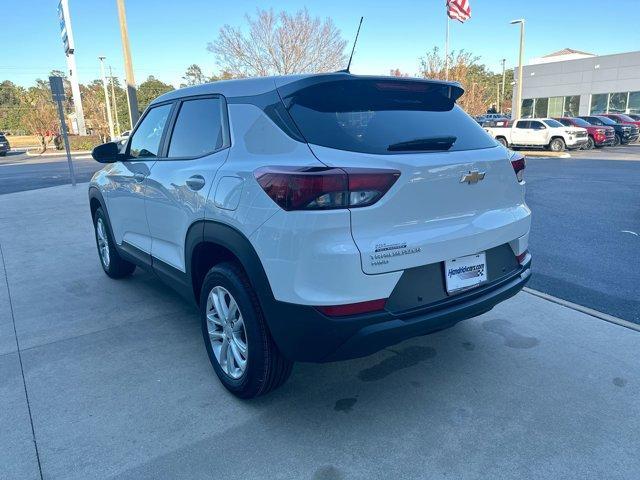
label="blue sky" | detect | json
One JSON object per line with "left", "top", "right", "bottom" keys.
{"left": 2, "top": 0, "right": 639, "bottom": 87}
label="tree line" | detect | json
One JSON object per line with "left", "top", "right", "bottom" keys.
{"left": 0, "top": 8, "right": 512, "bottom": 151}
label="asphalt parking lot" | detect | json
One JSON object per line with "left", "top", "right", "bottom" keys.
{"left": 1, "top": 184, "right": 640, "bottom": 479}
{"left": 525, "top": 143, "right": 640, "bottom": 322}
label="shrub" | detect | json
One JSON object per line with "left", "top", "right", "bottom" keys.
{"left": 54, "top": 134, "right": 103, "bottom": 151}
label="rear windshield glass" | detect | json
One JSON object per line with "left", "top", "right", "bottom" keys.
{"left": 280, "top": 78, "right": 496, "bottom": 154}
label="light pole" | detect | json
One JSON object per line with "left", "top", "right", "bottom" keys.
{"left": 500, "top": 58, "right": 506, "bottom": 113}
{"left": 510, "top": 19, "right": 525, "bottom": 119}
{"left": 116, "top": 0, "right": 140, "bottom": 128}
{"left": 98, "top": 56, "right": 115, "bottom": 140}
{"left": 108, "top": 66, "right": 121, "bottom": 136}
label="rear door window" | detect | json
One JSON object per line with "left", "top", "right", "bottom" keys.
{"left": 515, "top": 121, "right": 530, "bottom": 129}
{"left": 279, "top": 78, "right": 496, "bottom": 155}
{"left": 167, "top": 97, "right": 226, "bottom": 158}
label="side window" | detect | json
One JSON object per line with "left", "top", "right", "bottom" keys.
{"left": 515, "top": 121, "right": 530, "bottom": 129}
{"left": 129, "top": 104, "right": 172, "bottom": 158}
{"left": 529, "top": 121, "right": 545, "bottom": 130}
{"left": 558, "top": 119, "right": 571, "bottom": 127}
{"left": 588, "top": 117, "right": 601, "bottom": 125}
{"left": 167, "top": 97, "right": 225, "bottom": 158}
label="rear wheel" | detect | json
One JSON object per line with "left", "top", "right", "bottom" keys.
{"left": 200, "top": 262, "right": 293, "bottom": 398}
{"left": 586, "top": 136, "right": 595, "bottom": 150}
{"left": 549, "top": 137, "right": 566, "bottom": 152}
{"left": 496, "top": 137, "right": 508, "bottom": 148}
{"left": 93, "top": 207, "right": 136, "bottom": 278}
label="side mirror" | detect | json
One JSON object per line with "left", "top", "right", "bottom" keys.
{"left": 92, "top": 142, "right": 123, "bottom": 163}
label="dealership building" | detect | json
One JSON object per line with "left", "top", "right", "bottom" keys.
{"left": 514, "top": 48, "right": 640, "bottom": 118}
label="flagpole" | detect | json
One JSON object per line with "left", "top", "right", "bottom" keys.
{"left": 445, "top": 15, "right": 450, "bottom": 80}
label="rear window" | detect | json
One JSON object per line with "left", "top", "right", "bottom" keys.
{"left": 280, "top": 78, "right": 496, "bottom": 155}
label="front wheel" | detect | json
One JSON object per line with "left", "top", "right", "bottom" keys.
{"left": 200, "top": 262, "right": 293, "bottom": 398}
{"left": 496, "top": 137, "right": 508, "bottom": 148}
{"left": 549, "top": 138, "right": 566, "bottom": 152}
{"left": 613, "top": 134, "right": 621, "bottom": 146}
{"left": 586, "top": 137, "right": 595, "bottom": 150}
{"left": 93, "top": 207, "right": 136, "bottom": 278}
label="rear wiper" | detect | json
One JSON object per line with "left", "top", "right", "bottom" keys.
{"left": 387, "top": 136, "right": 457, "bottom": 152}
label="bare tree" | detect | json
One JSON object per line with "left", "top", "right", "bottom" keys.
{"left": 208, "top": 8, "right": 347, "bottom": 77}
{"left": 22, "top": 80, "right": 59, "bottom": 152}
{"left": 419, "top": 47, "right": 490, "bottom": 116}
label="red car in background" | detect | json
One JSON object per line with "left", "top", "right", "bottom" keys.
{"left": 599, "top": 113, "right": 640, "bottom": 129}
{"left": 554, "top": 117, "right": 615, "bottom": 149}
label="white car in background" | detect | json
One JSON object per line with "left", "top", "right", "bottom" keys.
{"left": 88, "top": 73, "right": 532, "bottom": 398}
{"left": 485, "top": 118, "right": 588, "bottom": 151}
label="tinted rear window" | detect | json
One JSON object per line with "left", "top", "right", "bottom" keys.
{"left": 167, "top": 98, "right": 225, "bottom": 158}
{"left": 280, "top": 78, "right": 496, "bottom": 154}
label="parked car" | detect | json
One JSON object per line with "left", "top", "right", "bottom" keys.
{"left": 484, "top": 118, "right": 588, "bottom": 151}
{"left": 626, "top": 114, "right": 640, "bottom": 121}
{"left": 554, "top": 117, "right": 615, "bottom": 149}
{"left": 0, "top": 134, "right": 10, "bottom": 156}
{"left": 89, "top": 73, "right": 532, "bottom": 398}
{"left": 477, "top": 113, "right": 509, "bottom": 124}
{"left": 599, "top": 113, "right": 640, "bottom": 130}
{"left": 578, "top": 115, "right": 640, "bottom": 146}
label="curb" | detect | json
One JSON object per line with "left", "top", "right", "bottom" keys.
{"left": 523, "top": 287, "right": 640, "bottom": 333}
{"left": 519, "top": 151, "right": 571, "bottom": 158}
{"left": 26, "top": 149, "right": 91, "bottom": 157}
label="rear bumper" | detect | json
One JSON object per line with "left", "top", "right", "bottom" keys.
{"left": 264, "top": 258, "right": 531, "bottom": 363}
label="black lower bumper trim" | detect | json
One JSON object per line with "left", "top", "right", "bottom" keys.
{"left": 263, "top": 261, "right": 531, "bottom": 363}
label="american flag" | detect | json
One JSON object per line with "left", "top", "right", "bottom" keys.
{"left": 447, "top": 0, "right": 471, "bottom": 23}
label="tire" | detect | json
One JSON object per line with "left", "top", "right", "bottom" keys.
{"left": 92, "top": 207, "right": 136, "bottom": 278}
{"left": 614, "top": 134, "right": 621, "bottom": 147}
{"left": 549, "top": 137, "right": 566, "bottom": 152}
{"left": 496, "top": 137, "right": 508, "bottom": 147}
{"left": 586, "top": 136, "right": 595, "bottom": 150}
{"left": 200, "top": 262, "right": 293, "bottom": 399}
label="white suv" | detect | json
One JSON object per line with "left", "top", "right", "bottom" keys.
{"left": 89, "top": 73, "right": 532, "bottom": 398}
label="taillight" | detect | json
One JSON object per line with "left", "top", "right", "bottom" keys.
{"left": 316, "top": 298, "right": 387, "bottom": 317}
{"left": 509, "top": 152, "right": 525, "bottom": 183}
{"left": 254, "top": 166, "right": 400, "bottom": 211}
{"left": 516, "top": 250, "right": 529, "bottom": 264}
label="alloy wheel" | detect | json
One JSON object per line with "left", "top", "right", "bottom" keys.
{"left": 206, "top": 286, "right": 248, "bottom": 379}
{"left": 96, "top": 218, "right": 110, "bottom": 268}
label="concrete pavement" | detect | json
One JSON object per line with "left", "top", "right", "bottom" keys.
{"left": 1, "top": 184, "right": 639, "bottom": 480}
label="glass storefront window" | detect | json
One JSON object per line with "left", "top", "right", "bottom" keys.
{"left": 590, "top": 94, "right": 608, "bottom": 114}
{"left": 628, "top": 91, "right": 640, "bottom": 114}
{"left": 534, "top": 97, "right": 548, "bottom": 118}
{"left": 608, "top": 92, "right": 628, "bottom": 113}
{"left": 521, "top": 99, "right": 534, "bottom": 118}
{"left": 564, "top": 96, "right": 580, "bottom": 116}
{"left": 548, "top": 97, "right": 563, "bottom": 117}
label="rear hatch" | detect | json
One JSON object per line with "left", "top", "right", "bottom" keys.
{"left": 277, "top": 75, "right": 530, "bottom": 274}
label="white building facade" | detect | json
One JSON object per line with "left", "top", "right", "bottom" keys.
{"left": 515, "top": 49, "right": 640, "bottom": 118}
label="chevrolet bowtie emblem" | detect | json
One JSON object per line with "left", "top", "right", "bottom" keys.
{"left": 460, "top": 170, "right": 486, "bottom": 184}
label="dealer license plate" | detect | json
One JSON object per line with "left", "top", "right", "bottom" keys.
{"left": 445, "top": 252, "right": 487, "bottom": 293}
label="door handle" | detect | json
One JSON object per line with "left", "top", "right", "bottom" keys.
{"left": 186, "top": 175, "right": 206, "bottom": 191}
{"left": 133, "top": 172, "right": 146, "bottom": 183}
